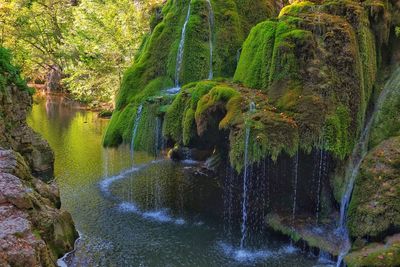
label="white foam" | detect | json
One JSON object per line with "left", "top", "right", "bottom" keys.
{"left": 279, "top": 244, "right": 298, "bottom": 254}
{"left": 118, "top": 202, "right": 139, "bottom": 213}
{"left": 219, "top": 242, "right": 274, "bottom": 263}
{"left": 165, "top": 87, "right": 181, "bottom": 95}
{"left": 143, "top": 210, "right": 173, "bottom": 222}
{"left": 99, "top": 167, "right": 139, "bottom": 194}
{"left": 219, "top": 242, "right": 301, "bottom": 263}
{"left": 117, "top": 203, "right": 186, "bottom": 225}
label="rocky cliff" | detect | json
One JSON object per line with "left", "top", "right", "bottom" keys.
{"left": 0, "top": 47, "right": 77, "bottom": 266}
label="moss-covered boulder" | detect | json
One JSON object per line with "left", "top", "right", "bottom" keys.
{"left": 163, "top": 80, "right": 301, "bottom": 171}
{"left": 104, "top": 0, "right": 278, "bottom": 147}
{"left": 347, "top": 136, "right": 400, "bottom": 240}
{"left": 234, "top": 0, "right": 384, "bottom": 160}
{"left": 369, "top": 67, "right": 400, "bottom": 148}
{"left": 345, "top": 234, "right": 400, "bottom": 267}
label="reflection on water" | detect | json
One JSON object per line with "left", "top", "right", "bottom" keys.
{"left": 28, "top": 94, "right": 321, "bottom": 266}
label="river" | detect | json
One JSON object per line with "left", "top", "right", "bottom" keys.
{"left": 27, "top": 94, "right": 327, "bottom": 266}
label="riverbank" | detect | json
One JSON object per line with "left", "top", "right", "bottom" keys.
{"left": 0, "top": 76, "right": 78, "bottom": 265}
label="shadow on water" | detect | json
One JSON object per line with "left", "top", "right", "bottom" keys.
{"left": 28, "top": 94, "right": 325, "bottom": 266}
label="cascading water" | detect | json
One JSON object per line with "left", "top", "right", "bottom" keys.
{"left": 223, "top": 167, "right": 235, "bottom": 239}
{"left": 130, "top": 104, "right": 143, "bottom": 160}
{"left": 315, "top": 147, "right": 326, "bottom": 225}
{"left": 166, "top": 2, "right": 191, "bottom": 95}
{"left": 291, "top": 152, "right": 299, "bottom": 227}
{"left": 336, "top": 67, "right": 400, "bottom": 266}
{"left": 206, "top": 0, "right": 214, "bottom": 80}
{"left": 240, "top": 102, "right": 256, "bottom": 249}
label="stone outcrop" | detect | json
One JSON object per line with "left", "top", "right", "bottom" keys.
{"left": 0, "top": 85, "right": 54, "bottom": 176}
{"left": 0, "top": 150, "right": 77, "bottom": 267}
{"left": 0, "top": 47, "right": 77, "bottom": 266}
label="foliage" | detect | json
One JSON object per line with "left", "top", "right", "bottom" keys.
{"left": 0, "top": 0, "right": 162, "bottom": 103}
{"left": 0, "top": 47, "right": 31, "bottom": 94}
{"left": 0, "top": 0, "right": 73, "bottom": 80}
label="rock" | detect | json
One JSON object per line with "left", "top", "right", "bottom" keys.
{"left": 0, "top": 52, "right": 77, "bottom": 266}
{"left": 348, "top": 136, "right": 400, "bottom": 240}
{"left": 0, "top": 85, "right": 54, "bottom": 177}
{"left": 345, "top": 234, "right": 400, "bottom": 267}
{"left": 0, "top": 149, "right": 78, "bottom": 267}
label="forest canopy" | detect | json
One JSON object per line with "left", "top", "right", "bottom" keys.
{"left": 0, "top": 0, "right": 163, "bottom": 104}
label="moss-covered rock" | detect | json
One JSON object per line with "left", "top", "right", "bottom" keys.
{"left": 163, "top": 81, "right": 302, "bottom": 171}
{"left": 234, "top": 0, "right": 381, "bottom": 160}
{"left": 266, "top": 213, "right": 342, "bottom": 256}
{"left": 369, "top": 66, "right": 400, "bottom": 148}
{"left": 347, "top": 136, "right": 400, "bottom": 240}
{"left": 104, "top": 0, "right": 277, "bottom": 147}
{"left": 345, "top": 234, "right": 400, "bottom": 267}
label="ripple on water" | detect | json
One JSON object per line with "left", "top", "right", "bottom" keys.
{"left": 118, "top": 202, "right": 186, "bottom": 225}
{"left": 218, "top": 242, "right": 299, "bottom": 263}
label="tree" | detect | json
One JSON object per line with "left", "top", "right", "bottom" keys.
{"left": 1, "top": 0, "right": 163, "bottom": 104}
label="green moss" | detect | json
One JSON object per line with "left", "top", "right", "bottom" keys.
{"left": 105, "top": 0, "right": 275, "bottom": 147}
{"left": 278, "top": 1, "right": 315, "bottom": 17}
{"left": 323, "top": 105, "right": 352, "bottom": 160}
{"left": 0, "top": 47, "right": 32, "bottom": 94}
{"left": 348, "top": 136, "right": 400, "bottom": 239}
{"left": 163, "top": 80, "right": 217, "bottom": 144}
{"left": 234, "top": 17, "right": 310, "bottom": 91}
{"left": 369, "top": 67, "right": 400, "bottom": 148}
{"left": 195, "top": 85, "right": 240, "bottom": 120}
{"left": 345, "top": 240, "right": 400, "bottom": 267}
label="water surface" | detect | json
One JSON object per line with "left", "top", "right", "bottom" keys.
{"left": 28, "top": 94, "right": 327, "bottom": 266}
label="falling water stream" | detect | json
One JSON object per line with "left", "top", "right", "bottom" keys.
{"left": 130, "top": 104, "right": 143, "bottom": 158}
{"left": 166, "top": 2, "right": 191, "bottom": 95}
{"left": 336, "top": 67, "right": 400, "bottom": 266}
{"left": 240, "top": 102, "right": 257, "bottom": 249}
{"left": 291, "top": 153, "right": 299, "bottom": 227}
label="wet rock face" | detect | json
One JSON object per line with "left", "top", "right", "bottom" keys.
{"left": 348, "top": 136, "right": 400, "bottom": 240}
{"left": 0, "top": 85, "right": 54, "bottom": 176}
{"left": 0, "top": 150, "right": 78, "bottom": 267}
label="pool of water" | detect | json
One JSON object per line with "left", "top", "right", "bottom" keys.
{"left": 28, "top": 94, "right": 330, "bottom": 267}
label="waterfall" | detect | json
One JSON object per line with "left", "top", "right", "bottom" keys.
{"left": 315, "top": 148, "right": 326, "bottom": 224}
{"left": 336, "top": 67, "right": 400, "bottom": 266}
{"left": 206, "top": 0, "right": 214, "bottom": 80}
{"left": 240, "top": 102, "right": 256, "bottom": 249}
{"left": 223, "top": 167, "right": 235, "bottom": 239}
{"left": 130, "top": 104, "right": 143, "bottom": 160}
{"left": 291, "top": 152, "right": 299, "bottom": 227}
{"left": 174, "top": 3, "right": 191, "bottom": 88}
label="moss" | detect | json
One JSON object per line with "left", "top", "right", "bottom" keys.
{"left": 369, "top": 67, "right": 400, "bottom": 148}
{"left": 266, "top": 213, "right": 341, "bottom": 255}
{"left": 323, "top": 105, "right": 352, "bottom": 160}
{"left": 163, "top": 80, "right": 217, "bottom": 144}
{"left": 233, "top": 0, "right": 381, "bottom": 163}
{"left": 195, "top": 85, "right": 240, "bottom": 120}
{"left": 0, "top": 47, "right": 32, "bottom": 94}
{"left": 278, "top": 1, "right": 315, "bottom": 17}
{"left": 345, "top": 238, "right": 400, "bottom": 267}
{"left": 105, "top": 0, "right": 275, "bottom": 147}
{"left": 347, "top": 136, "right": 400, "bottom": 239}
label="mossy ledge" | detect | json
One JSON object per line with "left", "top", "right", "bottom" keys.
{"left": 103, "top": 0, "right": 277, "bottom": 147}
